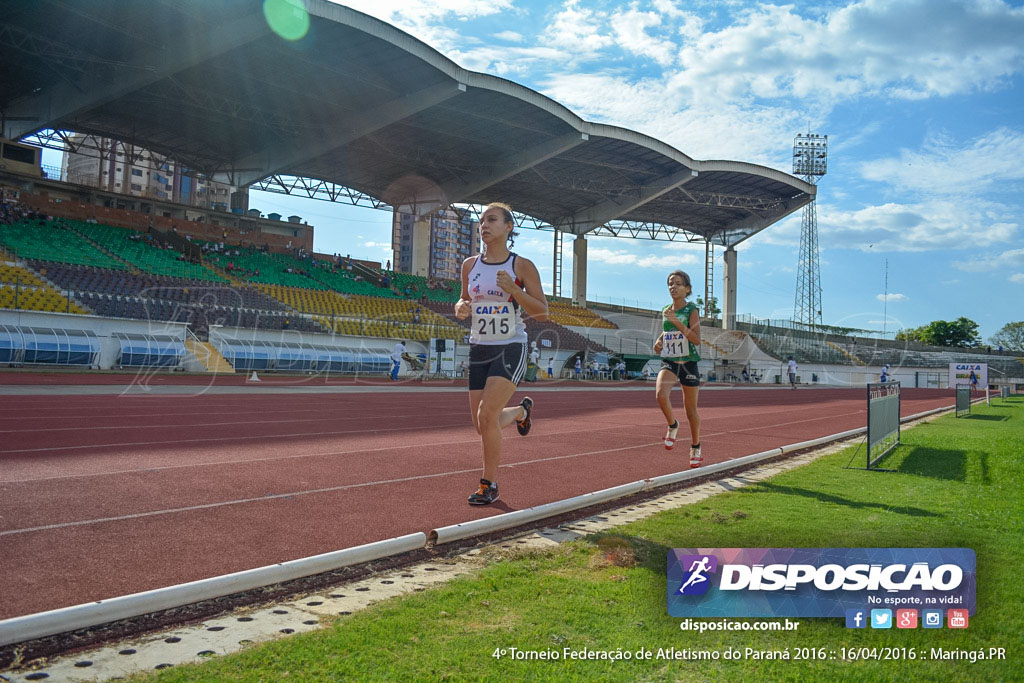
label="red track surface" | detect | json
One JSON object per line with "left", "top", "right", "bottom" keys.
{"left": 0, "top": 385, "right": 953, "bottom": 620}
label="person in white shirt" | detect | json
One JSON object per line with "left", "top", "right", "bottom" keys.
{"left": 547, "top": 357, "right": 554, "bottom": 378}
{"left": 390, "top": 341, "right": 406, "bottom": 381}
{"left": 787, "top": 356, "right": 798, "bottom": 390}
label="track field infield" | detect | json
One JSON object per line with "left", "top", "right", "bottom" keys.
{"left": 128, "top": 397, "right": 1023, "bottom": 682}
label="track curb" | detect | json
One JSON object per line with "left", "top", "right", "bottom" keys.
{"left": 0, "top": 402, "right": 954, "bottom": 649}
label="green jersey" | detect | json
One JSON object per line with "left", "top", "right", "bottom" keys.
{"left": 661, "top": 302, "right": 700, "bottom": 362}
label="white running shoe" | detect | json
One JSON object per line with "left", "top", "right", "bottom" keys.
{"left": 664, "top": 422, "right": 679, "bottom": 450}
{"left": 689, "top": 445, "right": 703, "bottom": 468}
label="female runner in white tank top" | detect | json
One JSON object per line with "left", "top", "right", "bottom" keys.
{"left": 455, "top": 203, "right": 548, "bottom": 505}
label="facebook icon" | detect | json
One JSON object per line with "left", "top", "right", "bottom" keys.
{"left": 845, "top": 609, "right": 867, "bottom": 628}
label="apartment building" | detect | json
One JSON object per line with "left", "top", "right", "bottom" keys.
{"left": 392, "top": 207, "right": 478, "bottom": 280}
{"left": 60, "top": 134, "right": 235, "bottom": 210}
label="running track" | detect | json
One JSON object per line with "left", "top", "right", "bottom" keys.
{"left": 0, "top": 384, "right": 953, "bottom": 620}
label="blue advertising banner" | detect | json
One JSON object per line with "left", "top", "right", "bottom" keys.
{"left": 667, "top": 548, "right": 975, "bottom": 618}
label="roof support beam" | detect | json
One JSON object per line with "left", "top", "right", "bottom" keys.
{"left": 558, "top": 167, "right": 699, "bottom": 235}
{"left": 423, "top": 131, "right": 588, "bottom": 216}
{"left": 716, "top": 195, "right": 812, "bottom": 247}
{"left": 225, "top": 81, "right": 467, "bottom": 187}
{"left": 3, "top": 13, "right": 271, "bottom": 140}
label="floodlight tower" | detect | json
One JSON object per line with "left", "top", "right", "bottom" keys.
{"left": 792, "top": 133, "right": 827, "bottom": 328}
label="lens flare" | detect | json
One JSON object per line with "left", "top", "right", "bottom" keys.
{"left": 263, "top": 0, "right": 309, "bottom": 41}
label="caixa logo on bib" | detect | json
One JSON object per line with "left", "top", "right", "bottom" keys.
{"left": 666, "top": 548, "right": 975, "bottom": 618}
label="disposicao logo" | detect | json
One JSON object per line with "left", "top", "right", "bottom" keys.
{"left": 675, "top": 555, "right": 718, "bottom": 595}
{"left": 666, "top": 548, "right": 976, "bottom": 618}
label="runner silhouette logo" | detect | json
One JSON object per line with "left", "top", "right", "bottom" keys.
{"left": 676, "top": 554, "right": 718, "bottom": 595}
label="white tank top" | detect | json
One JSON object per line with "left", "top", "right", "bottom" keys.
{"left": 467, "top": 252, "right": 528, "bottom": 346}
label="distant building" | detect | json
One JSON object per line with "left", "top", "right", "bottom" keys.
{"left": 0, "top": 138, "right": 43, "bottom": 178}
{"left": 391, "top": 207, "right": 478, "bottom": 280}
{"left": 60, "top": 133, "right": 236, "bottom": 210}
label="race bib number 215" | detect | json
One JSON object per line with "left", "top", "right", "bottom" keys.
{"left": 474, "top": 303, "right": 515, "bottom": 341}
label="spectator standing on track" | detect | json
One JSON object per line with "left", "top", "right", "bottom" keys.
{"left": 454, "top": 202, "right": 547, "bottom": 506}
{"left": 881, "top": 364, "right": 890, "bottom": 382}
{"left": 654, "top": 270, "right": 703, "bottom": 468}
{"left": 574, "top": 356, "right": 581, "bottom": 379}
{"left": 787, "top": 356, "right": 798, "bottom": 390}
{"left": 547, "top": 357, "right": 554, "bottom": 378}
{"left": 390, "top": 340, "right": 406, "bottom": 381}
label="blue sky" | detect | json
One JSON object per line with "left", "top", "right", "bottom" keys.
{"left": 252, "top": 1, "right": 1018, "bottom": 340}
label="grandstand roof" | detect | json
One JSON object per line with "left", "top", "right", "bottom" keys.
{"left": 1, "top": 0, "right": 815, "bottom": 246}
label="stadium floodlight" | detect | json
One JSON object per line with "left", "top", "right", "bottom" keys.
{"left": 793, "top": 133, "right": 828, "bottom": 176}
{"left": 793, "top": 133, "right": 827, "bottom": 329}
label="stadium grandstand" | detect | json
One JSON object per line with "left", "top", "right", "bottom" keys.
{"left": 0, "top": 0, "right": 1020, "bottom": 390}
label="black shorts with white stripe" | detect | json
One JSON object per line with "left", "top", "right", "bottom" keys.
{"left": 661, "top": 359, "right": 701, "bottom": 387}
{"left": 468, "top": 342, "right": 527, "bottom": 390}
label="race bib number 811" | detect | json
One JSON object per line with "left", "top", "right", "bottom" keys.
{"left": 661, "top": 330, "right": 689, "bottom": 358}
{"left": 474, "top": 303, "right": 515, "bottom": 341}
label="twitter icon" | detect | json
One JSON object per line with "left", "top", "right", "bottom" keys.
{"left": 870, "top": 609, "right": 892, "bottom": 629}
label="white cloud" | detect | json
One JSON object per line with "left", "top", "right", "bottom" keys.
{"left": 447, "top": 44, "right": 566, "bottom": 77}
{"left": 609, "top": 7, "right": 676, "bottom": 66}
{"left": 861, "top": 127, "right": 1024, "bottom": 197}
{"left": 876, "top": 293, "right": 908, "bottom": 302}
{"left": 955, "top": 247, "right": 1024, "bottom": 272}
{"left": 332, "top": 0, "right": 512, "bottom": 23}
{"left": 493, "top": 30, "right": 523, "bottom": 42}
{"left": 330, "top": 0, "right": 514, "bottom": 55}
{"left": 363, "top": 241, "right": 391, "bottom": 248}
{"left": 669, "top": 0, "right": 1024, "bottom": 106}
{"left": 758, "top": 200, "right": 1019, "bottom": 252}
{"left": 540, "top": 1, "right": 614, "bottom": 61}
{"left": 1010, "top": 273, "right": 1024, "bottom": 283}
{"left": 587, "top": 246, "right": 699, "bottom": 270}
{"left": 539, "top": 72, "right": 801, "bottom": 163}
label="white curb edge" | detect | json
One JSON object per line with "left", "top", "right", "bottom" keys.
{"left": 430, "top": 481, "right": 647, "bottom": 545}
{"left": 0, "top": 400, "right": 955, "bottom": 649}
{"left": 430, "top": 402, "right": 953, "bottom": 546}
{"left": 0, "top": 533, "right": 427, "bottom": 647}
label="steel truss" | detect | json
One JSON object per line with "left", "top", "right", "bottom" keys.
{"left": 792, "top": 133, "right": 827, "bottom": 328}
{"left": 21, "top": 131, "right": 774, "bottom": 245}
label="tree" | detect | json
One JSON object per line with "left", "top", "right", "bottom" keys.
{"left": 695, "top": 296, "right": 721, "bottom": 318}
{"left": 894, "top": 317, "right": 981, "bottom": 347}
{"left": 990, "top": 321, "right": 1024, "bottom": 351}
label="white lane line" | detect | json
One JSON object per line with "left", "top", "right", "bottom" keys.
{"left": 0, "top": 468, "right": 482, "bottom": 536}
{"left": 1, "top": 436, "right": 486, "bottom": 483}
{"left": 0, "top": 404, "right": 883, "bottom": 481}
{"left": 0, "top": 422, "right": 470, "bottom": 454}
{"left": 0, "top": 399, "right": 866, "bottom": 454}
{"left": 0, "top": 395, "right": 654, "bottom": 426}
{"left": 0, "top": 412, "right": 437, "bottom": 434}
{"left": 1, "top": 402, "right": 921, "bottom": 532}
{"left": 0, "top": 440, "right": 663, "bottom": 537}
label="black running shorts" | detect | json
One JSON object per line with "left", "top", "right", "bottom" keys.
{"left": 661, "top": 359, "right": 701, "bottom": 387}
{"left": 468, "top": 342, "right": 528, "bottom": 390}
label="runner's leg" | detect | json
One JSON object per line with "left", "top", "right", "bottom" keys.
{"left": 475, "top": 375, "right": 521, "bottom": 482}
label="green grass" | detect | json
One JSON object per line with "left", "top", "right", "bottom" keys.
{"left": 139, "top": 399, "right": 1023, "bottom": 682}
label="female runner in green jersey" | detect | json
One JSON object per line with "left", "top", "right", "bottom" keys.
{"left": 653, "top": 270, "right": 702, "bottom": 467}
